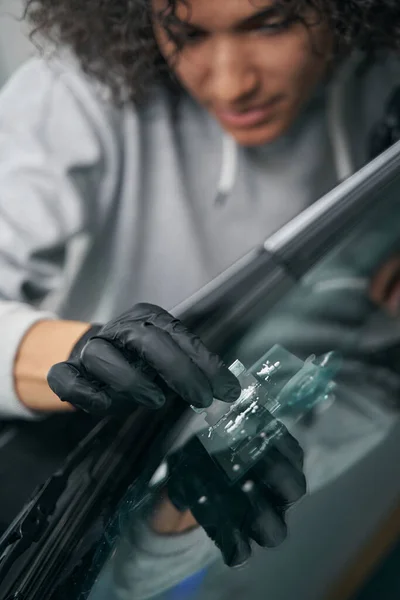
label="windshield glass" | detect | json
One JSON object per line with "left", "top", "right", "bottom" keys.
{"left": 35, "top": 166, "right": 400, "bottom": 600}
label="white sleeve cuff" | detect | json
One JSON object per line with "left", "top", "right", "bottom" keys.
{"left": 0, "top": 301, "right": 56, "bottom": 419}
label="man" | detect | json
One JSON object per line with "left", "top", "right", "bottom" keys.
{"left": 0, "top": 0, "right": 399, "bottom": 567}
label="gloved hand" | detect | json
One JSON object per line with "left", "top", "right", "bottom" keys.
{"left": 47, "top": 303, "right": 241, "bottom": 416}
{"left": 166, "top": 425, "right": 306, "bottom": 567}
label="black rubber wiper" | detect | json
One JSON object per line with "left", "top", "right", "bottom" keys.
{"left": 0, "top": 417, "right": 112, "bottom": 583}
{"left": 0, "top": 403, "right": 177, "bottom": 600}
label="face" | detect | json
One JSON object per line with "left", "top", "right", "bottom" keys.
{"left": 152, "top": 0, "right": 334, "bottom": 146}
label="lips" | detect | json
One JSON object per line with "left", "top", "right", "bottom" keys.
{"left": 214, "top": 98, "right": 281, "bottom": 129}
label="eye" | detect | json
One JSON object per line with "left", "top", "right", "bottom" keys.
{"left": 165, "top": 24, "right": 207, "bottom": 47}
{"left": 252, "top": 17, "right": 294, "bottom": 35}
{"left": 181, "top": 28, "right": 208, "bottom": 45}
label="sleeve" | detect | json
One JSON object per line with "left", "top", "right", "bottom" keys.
{"left": 0, "top": 57, "right": 108, "bottom": 418}
{"left": 108, "top": 519, "right": 217, "bottom": 600}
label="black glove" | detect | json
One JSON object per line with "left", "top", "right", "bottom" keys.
{"left": 166, "top": 425, "right": 306, "bottom": 567}
{"left": 47, "top": 303, "right": 241, "bottom": 416}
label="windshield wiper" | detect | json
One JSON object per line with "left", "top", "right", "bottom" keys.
{"left": 0, "top": 418, "right": 113, "bottom": 583}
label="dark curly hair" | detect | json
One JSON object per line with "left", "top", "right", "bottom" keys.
{"left": 23, "top": 0, "right": 400, "bottom": 104}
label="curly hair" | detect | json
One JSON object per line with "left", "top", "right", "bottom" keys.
{"left": 23, "top": 0, "right": 400, "bottom": 104}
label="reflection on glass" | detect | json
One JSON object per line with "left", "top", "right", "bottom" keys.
{"left": 84, "top": 184, "right": 400, "bottom": 600}
{"left": 192, "top": 346, "right": 340, "bottom": 485}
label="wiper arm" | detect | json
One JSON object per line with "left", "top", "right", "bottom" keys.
{"left": 0, "top": 418, "right": 112, "bottom": 580}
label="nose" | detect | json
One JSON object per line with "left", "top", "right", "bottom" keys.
{"left": 208, "top": 38, "right": 258, "bottom": 106}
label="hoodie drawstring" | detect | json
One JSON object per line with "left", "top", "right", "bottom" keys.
{"left": 214, "top": 134, "right": 238, "bottom": 205}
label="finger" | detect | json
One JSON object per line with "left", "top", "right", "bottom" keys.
{"left": 235, "top": 478, "right": 287, "bottom": 547}
{"left": 168, "top": 472, "right": 251, "bottom": 566}
{"left": 186, "top": 492, "right": 251, "bottom": 567}
{"left": 214, "top": 526, "right": 252, "bottom": 567}
{"left": 248, "top": 503, "right": 287, "bottom": 548}
{"left": 272, "top": 426, "right": 305, "bottom": 471}
{"left": 252, "top": 447, "right": 306, "bottom": 505}
{"left": 167, "top": 479, "right": 189, "bottom": 513}
{"left": 168, "top": 460, "right": 224, "bottom": 518}
{"left": 168, "top": 442, "right": 239, "bottom": 528}
{"left": 81, "top": 338, "right": 165, "bottom": 408}
{"left": 47, "top": 361, "right": 113, "bottom": 415}
{"left": 126, "top": 304, "right": 241, "bottom": 403}
{"left": 104, "top": 321, "right": 214, "bottom": 408}
{"left": 181, "top": 462, "right": 287, "bottom": 551}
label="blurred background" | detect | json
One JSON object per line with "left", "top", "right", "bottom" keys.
{"left": 0, "top": 0, "right": 33, "bottom": 87}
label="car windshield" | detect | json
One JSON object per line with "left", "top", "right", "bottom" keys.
{"left": 5, "top": 147, "right": 400, "bottom": 600}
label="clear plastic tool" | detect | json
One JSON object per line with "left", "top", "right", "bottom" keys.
{"left": 192, "top": 344, "right": 341, "bottom": 483}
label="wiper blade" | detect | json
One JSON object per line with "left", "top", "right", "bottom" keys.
{"left": 0, "top": 418, "right": 112, "bottom": 580}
